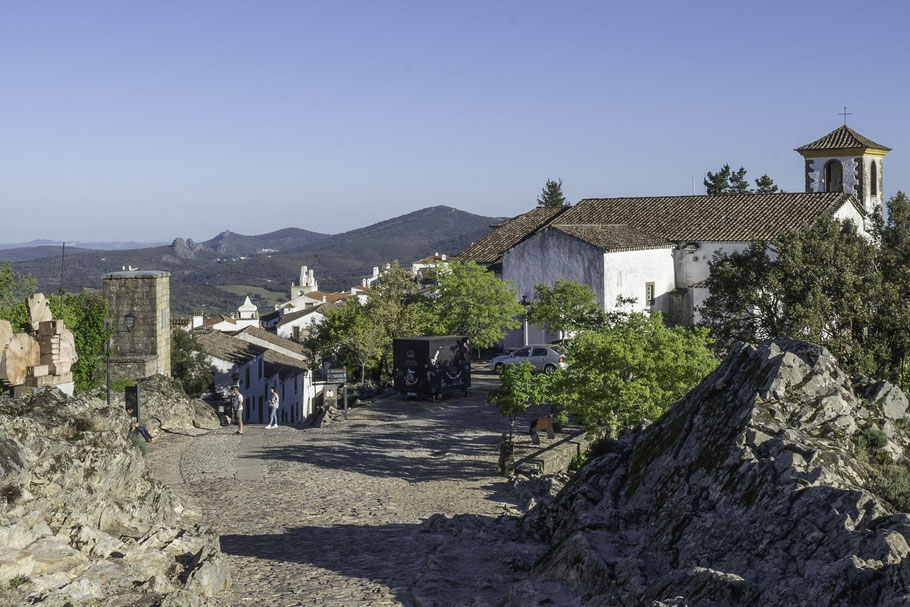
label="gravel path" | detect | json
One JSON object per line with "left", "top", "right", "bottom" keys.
{"left": 150, "top": 368, "right": 553, "bottom": 606}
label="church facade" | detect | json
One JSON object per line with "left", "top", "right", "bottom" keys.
{"left": 457, "top": 125, "right": 891, "bottom": 347}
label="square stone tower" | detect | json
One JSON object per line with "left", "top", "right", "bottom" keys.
{"left": 102, "top": 271, "right": 171, "bottom": 380}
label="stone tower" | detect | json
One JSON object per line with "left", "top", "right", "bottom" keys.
{"left": 290, "top": 265, "right": 318, "bottom": 299}
{"left": 102, "top": 271, "right": 171, "bottom": 380}
{"left": 796, "top": 125, "right": 891, "bottom": 217}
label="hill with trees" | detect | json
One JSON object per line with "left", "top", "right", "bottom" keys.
{"left": 4, "top": 205, "right": 504, "bottom": 315}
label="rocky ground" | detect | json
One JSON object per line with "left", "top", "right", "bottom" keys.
{"left": 0, "top": 381, "right": 229, "bottom": 607}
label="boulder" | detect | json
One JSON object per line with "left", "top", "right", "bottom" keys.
{"left": 26, "top": 294, "right": 53, "bottom": 332}
{"left": 0, "top": 333, "right": 40, "bottom": 386}
{"left": 0, "top": 387, "right": 230, "bottom": 605}
{"left": 412, "top": 339, "right": 910, "bottom": 605}
{"left": 128, "top": 375, "right": 221, "bottom": 433}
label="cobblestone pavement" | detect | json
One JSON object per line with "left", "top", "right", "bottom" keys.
{"left": 150, "top": 367, "right": 554, "bottom": 606}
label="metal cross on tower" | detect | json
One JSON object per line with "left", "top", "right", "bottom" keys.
{"left": 839, "top": 106, "right": 853, "bottom": 126}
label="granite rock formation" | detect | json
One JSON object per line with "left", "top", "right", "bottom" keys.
{"left": 126, "top": 374, "right": 221, "bottom": 435}
{"left": 0, "top": 387, "right": 229, "bottom": 606}
{"left": 414, "top": 339, "right": 910, "bottom": 606}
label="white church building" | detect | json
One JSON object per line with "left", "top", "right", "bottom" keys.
{"left": 458, "top": 125, "right": 891, "bottom": 347}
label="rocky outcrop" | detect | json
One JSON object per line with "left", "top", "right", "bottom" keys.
{"left": 414, "top": 339, "right": 910, "bottom": 606}
{"left": 0, "top": 387, "right": 229, "bottom": 606}
{"left": 127, "top": 374, "right": 221, "bottom": 434}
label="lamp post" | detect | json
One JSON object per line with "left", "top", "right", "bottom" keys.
{"left": 106, "top": 310, "right": 137, "bottom": 409}
{"left": 520, "top": 295, "right": 530, "bottom": 347}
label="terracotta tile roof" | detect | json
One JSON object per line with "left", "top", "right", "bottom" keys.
{"left": 202, "top": 314, "right": 236, "bottom": 327}
{"left": 276, "top": 307, "right": 324, "bottom": 327}
{"left": 456, "top": 207, "right": 568, "bottom": 265}
{"left": 263, "top": 350, "right": 308, "bottom": 380}
{"left": 231, "top": 326, "right": 307, "bottom": 356}
{"left": 196, "top": 330, "right": 264, "bottom": 364}
{"left": 551, "top": 224, "right": 672, "bottom": 252}
{"left": 796, "top": 125, "right": 891, "bottom": 152}
{"left": 558, "top": 192, "right": 860, "bottom": 242}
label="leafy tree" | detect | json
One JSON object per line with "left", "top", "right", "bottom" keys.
{"left": 366, "top": 261, "right": 432, "bottom": 375}
{"left": 171, "top": 328, "right": 214, "bottom": 397}
{"left": 0, "top": 262, "right": 36, "bottom": 331}
{"left": 754, "top": 174, "right": 779, "bottom": 194}
{"left": 525, "top": 279, "right": 603, "bottom": 346}
{"left": 704, "top": 164, "right": 750, "bottom": 195}
{"left": 431, "top": 261, "right": 523, "bottom": 349}
{"left": 309, "top": 298, "right": 384, "bottom": 382}
{"left": 700, "top": 214, "right": 880, "bottom": 376}
{"left": 64, "top": 292, "right": 110, "bottom": 395}
{"left": 871, "top": 192, "right": 910, "bottom": 388}
{"left": 549, "top": 312, "right": 716, "bottom": 435}
{"left": 537, "top": 178, "right": 569, "bottom": 208}
{"left": 487, "top": 361, "right": 550, "bottom": 444}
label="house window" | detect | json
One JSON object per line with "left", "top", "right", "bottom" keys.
{"left": 871, "top": 160, "right": 878, "bottom": 196}
{"left": 645, "top": 282, "right": 655, "bottom": 307}
{"left": 824, "top": 160, "right": 843, "bottom": 192}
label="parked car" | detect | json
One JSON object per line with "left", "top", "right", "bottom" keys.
{"left": 489, "top": 345, "right": 568, "bottom": 376}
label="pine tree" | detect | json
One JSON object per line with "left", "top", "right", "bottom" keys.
{"left": 537, "top": 178, "right": 569, "bottom": 208}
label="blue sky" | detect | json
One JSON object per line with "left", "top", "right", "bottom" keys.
{"left": 2, "top": 1, "right": 908, "bottom": 242}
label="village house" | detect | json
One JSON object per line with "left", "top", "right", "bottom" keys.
{"left": 196, "top": 330, "right": 313, "bottom": 425}
{"left": 458, "top": 125, "right": 890, "bottom": 347}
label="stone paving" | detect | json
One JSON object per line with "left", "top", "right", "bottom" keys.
{"left": 147, "top": 366, "right": 563, "bottom": 606}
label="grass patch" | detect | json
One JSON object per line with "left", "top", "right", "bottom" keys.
{"left": 8, "top": 576, "right": 28, "bottom": 589}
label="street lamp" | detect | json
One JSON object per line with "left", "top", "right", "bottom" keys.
{"left": 107, "top": 310, "right": 137, "bottom": 409}
{"left": 520, "top": 295, "right": 530, "bottom": 347}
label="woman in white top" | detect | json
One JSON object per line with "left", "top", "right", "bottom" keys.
{"left": 267, "top": 387, "right": 279, "bottom": 429}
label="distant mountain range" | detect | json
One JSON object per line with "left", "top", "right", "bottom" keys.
{"left": 2, "top": 205, "right": 505, "bottom": 315}
{"left": 0, "top": 239, "right": 169, "bottom": 251}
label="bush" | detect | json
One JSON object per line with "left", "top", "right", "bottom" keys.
{"left": 871, "top": 460, "right": 910, "bottom": 512}
{"left": 856, "top": 426, "right": 889, "bottom": 455}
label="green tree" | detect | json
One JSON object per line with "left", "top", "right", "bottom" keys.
{"left": 871, "top": 192, "right": 910, "bottom": 389}
{"left": 525, "top": 279, "right": 603, "bottom": 346}
{"left": 704, "top": 164, "right": 750, "bottom": 195}
{"left": 431, "top": 261, "right": 523, "bottom": 349}
{"left": 66, "top": 292, "right": 110, "bottom": 395}
{"left": 0, "top": 262, "right": 36, "bottom": 331}
{"left": 309, "top": 298, "right": 384, "bottom": 382}
{"left": 536, "top": 178, "right": 569, "bottom": 208}
{"left": 487, "top": 361, "right": 550, "bottom": 444}
{"left": 549, "top": 312, "right": 716, "bottom": 435}
{"left": 171, "top": 328, "right": 214, "bottom": 397}
{"left": 754, "top": 174, "right": 779, "bottom": 194}
{"left": 700, "top": 214, "right": 880, "bottom": 376}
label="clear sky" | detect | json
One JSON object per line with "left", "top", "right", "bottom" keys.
{"left": 2, "top": 1, "right": 908, "bottom": 243}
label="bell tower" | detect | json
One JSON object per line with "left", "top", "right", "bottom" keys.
{"left": 796, "top": 124, "right": 891, "bottom": 217}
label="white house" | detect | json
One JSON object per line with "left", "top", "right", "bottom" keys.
{"left": 196, "top": 330, "right": 312, "bottom": 425}
{"left": 459, "top": 125, "right": 888, "bottom": 347}
{"left": 275, "top": 307, "right": 326, "bottom": 340}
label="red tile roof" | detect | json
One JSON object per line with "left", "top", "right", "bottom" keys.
{"left": 796, "top": 125, "right": 890, "bottom": 152}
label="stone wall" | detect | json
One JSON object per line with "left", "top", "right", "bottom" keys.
{"left": 102, "top": 271, "right": 171, "bottom": 381}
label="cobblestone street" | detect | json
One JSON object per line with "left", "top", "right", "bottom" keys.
{"left": 149, "top": 368, "right": 553, "bottom": 606}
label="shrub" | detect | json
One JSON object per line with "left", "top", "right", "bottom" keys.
{"left": 0, "top": 484, "right": 21, "bottom": 503}
{"left": 8, "top": 575, "right": 28, "bottom": 589}
{"left": 871, "top": 460, "right": 910, "bottom": 512}
{"left": 855, "top": 426, "right": 889, "bottom": 455}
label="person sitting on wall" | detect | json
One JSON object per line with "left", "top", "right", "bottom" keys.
{"left": 129, "top": 422, "right": 156, "bottom": 443}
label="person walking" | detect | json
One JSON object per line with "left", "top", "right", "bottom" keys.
{"left": 267, "top": 386, "right": 279, "bottom": 428}
{"left": 232, "top": 386, "right": 244, "bottom": 435}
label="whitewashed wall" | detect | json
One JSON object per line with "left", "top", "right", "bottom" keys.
{"left": 602, "top": 248, "right": 675, "bottom": 315}
{"left": 276, "top": 311, "right": 325, "bottom": 339}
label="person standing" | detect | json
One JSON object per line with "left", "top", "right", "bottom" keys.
{"left": 267, "top": 386, "right": 279, "bottom": 428}
{"left": 232, "top": 386, "right": 244, "bottom": 435}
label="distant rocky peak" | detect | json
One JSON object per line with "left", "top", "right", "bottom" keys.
{"left": 170, "top": 237, "right": 205, "bottom": 259}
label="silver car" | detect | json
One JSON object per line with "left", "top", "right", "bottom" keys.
{"left": 489, "top": 345, "right": 568, "bottom": 376}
